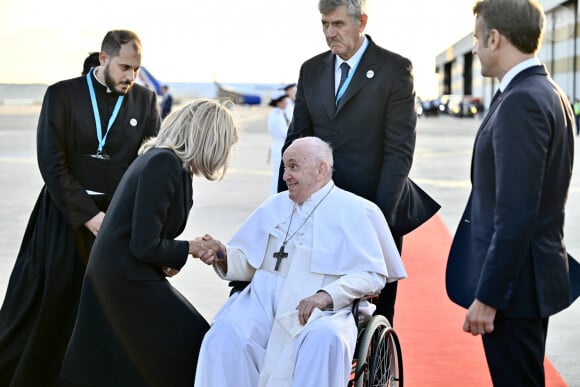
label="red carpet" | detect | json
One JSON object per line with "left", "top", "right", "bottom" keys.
{"left": 397, "top": 214, "right": 567, "bottom": 386}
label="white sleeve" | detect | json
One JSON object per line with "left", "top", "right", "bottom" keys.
{"left": 213, "top": 245, "right": 256, "bottom": 281}
{"left": 320, "top": 271, "right": 387, "bottom": 310}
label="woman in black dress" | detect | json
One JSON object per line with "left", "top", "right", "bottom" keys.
{"left": 62, "top": 98, "right": 239, "bottom": 386}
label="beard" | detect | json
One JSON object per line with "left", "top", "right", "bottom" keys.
{"left": 103, "top": 63, "right": 133, "bottom": 95}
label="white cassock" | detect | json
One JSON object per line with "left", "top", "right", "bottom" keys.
{"left": 194, "top": 181, "right": 406, "bottom": 387}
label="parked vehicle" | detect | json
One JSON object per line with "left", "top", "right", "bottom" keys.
{"left": 440, "top": 94, "right": 483, "bottom": 118}
{"left": 438, "top": 94, "right": 460, "bottom": 114}
{"left": 416, "top": 96, "right": 440, "bottom": 117}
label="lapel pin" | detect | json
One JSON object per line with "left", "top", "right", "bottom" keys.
{"left": 366, "top": 70, "right": 375, "bottom": 79}
{"left": 130, "top": 118, "right": 138, "bottom": 127}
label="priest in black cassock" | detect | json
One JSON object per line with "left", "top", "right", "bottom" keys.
{"left": 0, "top": 29, "right": 160, "bottom": 386}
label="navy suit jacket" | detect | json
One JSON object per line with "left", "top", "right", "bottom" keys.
{"left": 446, "top": 65, "right": 576, "bottom": 318}
{"left": 278, "top": 35, "right": 439, "bottom": 237}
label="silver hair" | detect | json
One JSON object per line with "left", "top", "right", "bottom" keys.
{"left": 289, "top": 136, "right": 334, "bottom": 178}
{"left": 318, "top": 0, "right": 366, "bottom": 22}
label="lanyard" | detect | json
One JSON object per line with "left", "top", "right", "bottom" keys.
{"left": 86, "top": 70, "right": 124, "bottom": 154}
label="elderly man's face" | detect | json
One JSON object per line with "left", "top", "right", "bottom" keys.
{"left": 321, "top": 5, "right": 367, "bottom": 60}
{"left": 282, "top": 143, "right": 321, "bottom": 204}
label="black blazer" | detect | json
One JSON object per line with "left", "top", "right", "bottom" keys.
{"left": 446, "top": 65, "right": 575, "bottom": 318}
{"left": 278, "top": 35, "right": 439, "bottom": 236}
{"left": 63, "top": 148, "right": 209, "bottom": 386}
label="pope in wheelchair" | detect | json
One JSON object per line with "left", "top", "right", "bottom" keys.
{"left": 194, "top": 137, "right": 406, "bottom": 387}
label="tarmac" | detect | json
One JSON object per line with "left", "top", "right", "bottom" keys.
{"left": 0, "top": 104, "right": 578, "bottom": 385}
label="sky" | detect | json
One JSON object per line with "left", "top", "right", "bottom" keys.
{"left": 0, "top": 0, "right": 475, "bottom": 98}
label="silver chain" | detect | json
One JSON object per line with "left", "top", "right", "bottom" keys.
{"left": 281, "top": 184, "right": 335, "bottom": 246}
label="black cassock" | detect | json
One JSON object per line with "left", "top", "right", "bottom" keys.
{"left": 0, "top": 72, "right": 160, "bottom": 386}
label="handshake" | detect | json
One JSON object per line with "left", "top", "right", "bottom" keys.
{"left": 163, "top": 234, "right": 226, "bottom": 277}
{"left": 189, "top": 234, "right": 226, "bottom": 265}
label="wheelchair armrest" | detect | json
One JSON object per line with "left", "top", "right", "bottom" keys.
{"left": 351, "top": 294, "right": 379, "bottom": 325}
{"left": 228, "top": 281, "right": 250, "bottom": 297}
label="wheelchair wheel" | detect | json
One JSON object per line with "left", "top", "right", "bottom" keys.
{"left": 353, "top": 315, "right": 403, "bottom": 387}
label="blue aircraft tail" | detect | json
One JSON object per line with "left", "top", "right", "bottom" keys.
{"left": 215, "top": 81, "right": 261, "bottom": 105}
{"left": 138, "top": 66, "right": 162, "bottom": 95}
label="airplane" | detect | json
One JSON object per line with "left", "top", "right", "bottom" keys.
{"left": 137, "top": 66, "right": 262, "bottom": 105}
{"left": 214, "top": 81, "right": 261, "bottom": 105}
{"left": 137, "top": 66, "right": 162, "bottom": 95}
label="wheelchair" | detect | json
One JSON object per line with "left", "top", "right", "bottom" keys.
{"left": 348, "top": 298, "right": 404, "bottom": 387}
{"left": 228, "top": 282, "right": 404, "bottom": 387}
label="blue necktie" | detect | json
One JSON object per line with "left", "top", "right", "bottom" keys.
{"left": 336, "top": 62, "right": 350, "bottom": 101}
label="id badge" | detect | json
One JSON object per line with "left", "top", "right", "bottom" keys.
{"left": 90, "top": 152, "right": 110, "bottom": 160}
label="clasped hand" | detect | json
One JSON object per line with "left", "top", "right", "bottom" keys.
{"left": 463, "top": 299, "right": 496, "bottom": 336}
{"left": 161, "top": 234, "right": 226, "bottom": 277}
{"left": 189, "top": 234, "right": 226, "bottom": 265}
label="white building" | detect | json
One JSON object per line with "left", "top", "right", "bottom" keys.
{"left": 435, "top": 0, "right": 578, "bottom": 108}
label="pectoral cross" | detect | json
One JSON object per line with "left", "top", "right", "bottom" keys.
{"left": 273, "top": 244, "right": 288, "bottom": 271}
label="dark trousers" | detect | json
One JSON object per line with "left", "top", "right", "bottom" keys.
{"left": 374, "top": 281, "right": 398, "bottom": 327}
{"left": 482, "top": 313, "right": 548, "bottom": 387}
{"left": 373, "top": 235, "right": 403, "bottom": 327}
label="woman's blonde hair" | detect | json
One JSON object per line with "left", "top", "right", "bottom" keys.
{"left": 139, "top": 98, "right": 239, "bottom": 180}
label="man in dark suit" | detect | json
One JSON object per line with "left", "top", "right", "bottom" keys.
{"left": 277, "top": 0, "right": 439, "bottom": 325}
{"left": 446, "top": 1, "right": 575, "bottom": 385}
